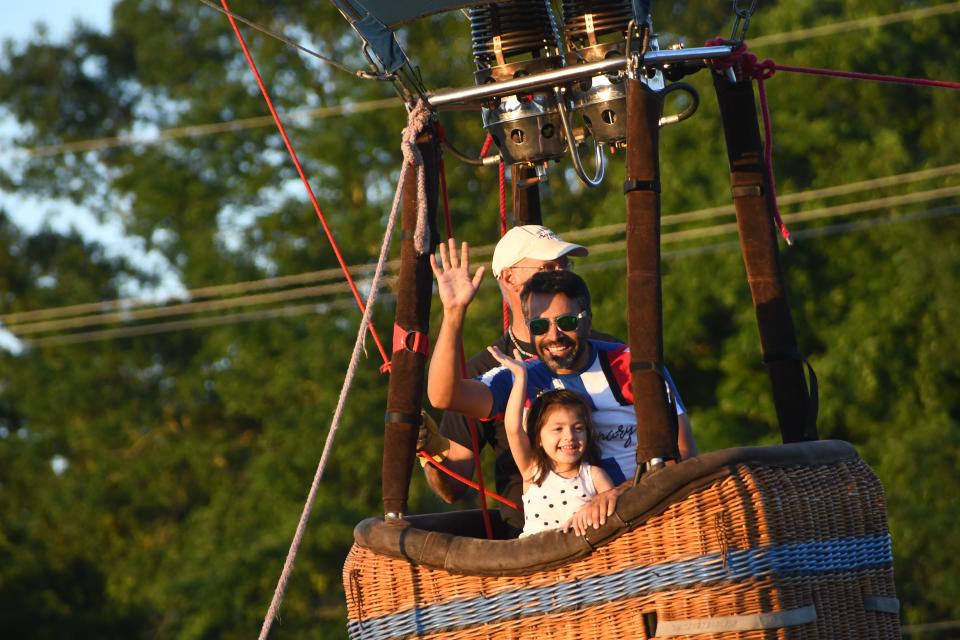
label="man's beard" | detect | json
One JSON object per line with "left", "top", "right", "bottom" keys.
{"left": 539, "top": 334, "right": 584, "bottom": 372}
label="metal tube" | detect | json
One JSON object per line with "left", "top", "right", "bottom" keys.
{"left": 623, "top": 79, "right": 679, "bottom": 468}
{"left": 511, "top": 164, "right": 543, "bottom": 225}
{"left": 427, "top": 45, "right": 733, "bottom": 108}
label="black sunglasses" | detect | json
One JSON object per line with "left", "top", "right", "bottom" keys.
{"left": 527, "top": 311, "right": 589, "bottom": 336}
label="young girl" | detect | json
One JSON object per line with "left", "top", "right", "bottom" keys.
{"left": 488, "top": 346, "right": 614, "bottom": 537}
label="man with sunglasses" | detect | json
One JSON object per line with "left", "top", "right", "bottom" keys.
{"left": 418, "top": 226, "right": 620, "bottom": 536}
{"left": 427, "top": 239, "right": 696, "bottom": 532}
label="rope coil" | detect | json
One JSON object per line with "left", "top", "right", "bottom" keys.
{"left": 401, "top": 101, "right": 434, "bottom": 255}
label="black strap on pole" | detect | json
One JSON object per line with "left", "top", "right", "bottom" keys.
{"left": 624, "top": 79, "right": 680, "bottom": 469}
{"left": 712, "top": 73, "right": 818, "bottom": 443}
{"left": 511, "top": 163, "right": 543, "bottom": 226}
{"left": 382, "top": 124, "right": 441, "bottom": 516}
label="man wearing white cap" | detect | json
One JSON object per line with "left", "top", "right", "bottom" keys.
{"left": 418, "top": 225, "right": 619, "bottom": 535}
{"left": 426, "top": 239, "right": 697, "bottom": 536}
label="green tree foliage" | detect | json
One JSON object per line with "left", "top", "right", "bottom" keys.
{"left": 1, "top": 0, "right": 958, "bottom": 637}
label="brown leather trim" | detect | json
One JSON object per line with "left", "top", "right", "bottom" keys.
{"left": 354, "top": 440, "right": 859, "bottom": 576}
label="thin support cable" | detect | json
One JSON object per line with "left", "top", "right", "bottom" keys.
{"left": 256, "top": 107, "right": 424, "bottom": 640}
{"left": 13, "top": 6, "right": 960, "bottom": 160}
{"left": 434, "top": 124, "right": 455, "bottom": 239}
{"left": 197, "top": 0, "right": 389, "bottom": 80}
{"left": 774, "top": 63, "right": 960, "bottom": 90}
{"left": 220, "top": 0, "right": 390, "bottom": 364}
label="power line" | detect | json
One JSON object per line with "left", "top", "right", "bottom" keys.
{"left": 567, "top": 164, "right": 960, "bottom": 240}
{"left": 3, "top": 163, "right": 955, "bottom": 328}
{"left": 571, "top": 184, "right": 960, "bottom": 256}
{"left": 7, "top": 185, "right": 958, "bottom": 341}
{"left": 578, "top": 204, "right": 960, "bottom": 269}
{"left": 749, "top": 1, "right": 960, "bottom": 47}
{"left": 3, "top": 172, "right": 957, "bottom": 332}
{"left": 19, "top": 98, "right": 402, "bottom": 158}
{"left": 9, "top": 279, "right": 389, "bottom": 335}
{"left": 19, "top": 204, "right": 958, "bottom": 348}
{"left": 0, "top": 196, "right": 933, "bottom": 334}
{"left": 900, "top": 619, "right": 960, "bottom": 635}
{"left": 1, "top": 262, "right": 391, "bottom": 324}
{"left": 22, "top": 297, "right": 367, "bottom": 348}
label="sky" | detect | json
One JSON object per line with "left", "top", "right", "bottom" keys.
{"left": 3, "top": 1, "right": 114, "bottom": 41}
{"left": 0, "top": 1, "right": 178, "bottom": 352}
{"left": 0, "top": 0, "right": 181, "bottom": 299}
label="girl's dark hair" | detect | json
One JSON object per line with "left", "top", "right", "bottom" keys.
{"left": 525, "top": 388, "right": 601, "bottom": 486}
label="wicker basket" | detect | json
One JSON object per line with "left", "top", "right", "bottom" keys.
{"left": 343, "top": 441, "right": 898, "bottom": 639}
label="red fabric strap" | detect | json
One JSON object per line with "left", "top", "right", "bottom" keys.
{"left": 392, "top": 324, "right": 430, "bottom": 357}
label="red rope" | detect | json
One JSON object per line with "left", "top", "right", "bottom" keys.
{"left": 480, "top": 133, "right": 494, "bottom": 159}
{"left": 435, "top": 127, "right": 495, "bottom": 539}
{"left": 477, "top": 133, "right": 509, "bottom": 331}
{"left": 708, "top": 39, "right": 960, "bottom": 243}
{"left": 707, "top": 39, "right": 792, "bottom": 243}
{"left": 417, "top": 452, "right": 520, "bottom": 509}
{"left": 498, "top": 162, "right": 509, "bottom": 333}
{"left": 220, "top": 0, "right": 389, "bottom": 364}
{"left": 458, "top": 358, "right": 495, "bottom": 539}
{"left": 754, "top": 76, "right": 791, "bottom": 244}
{"left": 775, "top": 64, "right": 960, "bottom": 90}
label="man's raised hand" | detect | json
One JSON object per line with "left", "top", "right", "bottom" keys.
{"left": 430, "top": 238, "right": 485, "bottom": 311}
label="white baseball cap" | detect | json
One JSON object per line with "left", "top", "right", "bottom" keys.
{"left": 491, "top": 225, "right": 588, "bottom": 278}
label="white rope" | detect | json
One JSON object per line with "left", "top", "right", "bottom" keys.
{"left": 257, "top": 101, "right": 433, "bottom": 640}
{"left": 401, "top": 100, "right": 433, "bottom": 255}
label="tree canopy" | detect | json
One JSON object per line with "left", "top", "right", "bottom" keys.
{"left": 1, "top": 1, "right": 958, "bottom": 637}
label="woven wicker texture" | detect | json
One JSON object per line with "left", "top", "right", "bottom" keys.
{"left": 343, "top": 458, "right": 898, "bottom": 639}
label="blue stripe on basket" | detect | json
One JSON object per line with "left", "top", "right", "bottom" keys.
{"left": 347, "top": 533, "right": 892, "bottom": 640}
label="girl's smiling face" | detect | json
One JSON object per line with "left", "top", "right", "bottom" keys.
{"left": 537, "top": 405, "right": 588, "bottom": 474}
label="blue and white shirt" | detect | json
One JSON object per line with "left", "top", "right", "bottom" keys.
{"left": 480, "top": 340, "right": 685, "bottom": 484}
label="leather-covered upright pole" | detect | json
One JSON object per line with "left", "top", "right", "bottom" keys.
{"left": 624, "top": 79, "right": 680, "bottom": 468}
{"left": 382, "top": 124, "right": 441, "bottom": 516}
{"left": 712, "top": 73, "right": 818, "bottom": 443}
{"left": 511, "top": 164, "right": 543, "bottom": 226}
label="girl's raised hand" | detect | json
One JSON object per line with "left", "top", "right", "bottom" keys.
{"left": 487, "top": 345, "right": 526, "bottom": 375}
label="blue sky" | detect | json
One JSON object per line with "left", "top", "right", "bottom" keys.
{"left": 0, "top": 1, "right": 182, "bottom": 301}
{"left": 2, "top": 1, "right": 113, "bottom": 42}
{"left": 0, "top": 2, "right": 113, "bottom": 352}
